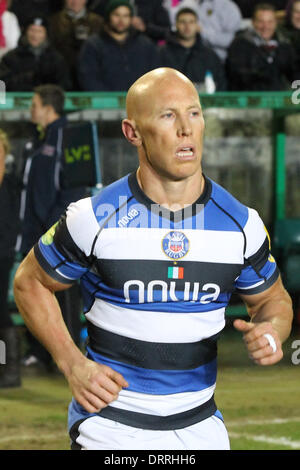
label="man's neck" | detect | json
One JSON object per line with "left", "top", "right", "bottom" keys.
{"left": 136, "top": 167, "right": 204, "bottom": 210}
{"left": 107, "top": 27, "right": 129, "bottom": 43}
{"left": 66, "top": 8, "right": 86, "bottom": 19}
{"left": 178, "top": 36, "right": 196, "bottom": 49}
{"left": 43, "top": 113, "right": 61, "bottom": 130}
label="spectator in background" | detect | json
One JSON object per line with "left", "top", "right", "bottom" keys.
{"left": 0, "top": 16, "right": 71, "bottom": 91}
{"left": 89, "top": 0, "right": 171, "bottom": 42}
{"left": 165, "top": 0, "right": 242, "bottom": 61}
{"left": 0, "top": 129, "right": 21, "bottom": 388}
{"left": 196, "top": 0, "right": 242, "bottom": 61}
{"left": 226, "top": 3, "right": 297, "bottom": 91}
{"left": 10, "top": 0, "right": 63, "bottom": 31}
{"left": 0, "top": 0, "right": 21, "bottom": 60}
{"left": 163, "top": 0, "right": 197, "bottom": 28}
{"left": 78, "top": 0, "right": 160, "bottom": 91}
{"left": 17, "top": 85, "right": 86, "bottom": 371}
{"left": 279, "top": 0, "right": 300, "bottom": 76}
{"left": 49, "top": 0, "right": 103, "bottom": 90}
{"left": 159, "top": 6, "right": 226, "bottom": 91}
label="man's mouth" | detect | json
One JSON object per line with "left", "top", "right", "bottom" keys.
{"left": 175, "top": 147, "right": 194, "bottom": 158}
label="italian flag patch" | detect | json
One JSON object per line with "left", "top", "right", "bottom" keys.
{"left": 168, "top": 267, "right": 184, "bottom": 279}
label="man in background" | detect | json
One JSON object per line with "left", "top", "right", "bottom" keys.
{"left": 17, "top": 84, "right": 87, "bottom": 371}
{"left": 159, "top": 6, "right": 226, "bottom": 91}
{"left": 78, "top": 0, "right": 160, "bottom": 91}
{"left": 0, "top": 16, "right": 70, "bottom": 91}
{"left": 49, "top": 0, "right": 103, "bottom": 90}
{"left": 226, "top": 3, "right": 297, "bottom": 91}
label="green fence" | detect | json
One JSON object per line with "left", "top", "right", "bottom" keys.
{"left": 2, "top": 90, "right": 299, "bottom": 221}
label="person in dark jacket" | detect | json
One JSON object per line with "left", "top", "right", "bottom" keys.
{"left": 0, "top": 130, "right": 21, "bottom": 388}
{"left": 78, "top": 0, "right": 160, "bottom": 91}
{"left": 226, "top": 3, "right": 297, "bottom": 91}
{"left": 159, "top": 7, "right": 227, "bottom": 91}
{"left": 0, "top": 16, "right": 71, "bottom": 91}
{"left": 18, "top": 85, "right": 87, "bottom": 370}
{"left": 278, "top": 0, "right": 300, "bottom": 78}
{"left": 88, "top": 0, "right": 171, "bottom": 42}
{"left": 48, "top": 0, "right": 103, "bottom": 90}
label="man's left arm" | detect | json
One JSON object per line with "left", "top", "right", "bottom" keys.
{"left": 235, "top": 276, "right": 293, "bottom": 365}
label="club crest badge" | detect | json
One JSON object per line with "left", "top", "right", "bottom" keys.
{"left": 162, "top": 231, "right": 189, "bottom": 260}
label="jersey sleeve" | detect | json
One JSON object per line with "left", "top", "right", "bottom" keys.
{"left": 34, "top": 197, "right": 99, "bottom": 285}
{"left": 234, "top": 208, "right": 280, "bottom": 295}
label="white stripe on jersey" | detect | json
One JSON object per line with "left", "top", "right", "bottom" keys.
{"left": 108, "top": 385, "right": 216, "bottom": 416}
{"left": 85, "top": 298, "right": 225, "bottom": 343}
{"left": 66, "top": 197, "right": 100, "bottom": 257}
{"left": 243, "top": 208, "right": 267, "bottom": 258}
{"left": 93, "top": 227, "right": 245, "bottom": 264}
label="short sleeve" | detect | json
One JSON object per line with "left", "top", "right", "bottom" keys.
{"left": 235, "top": 208, "right": 279, "bottom": 295}
{"left": 34, "top": 197, "right": 99, "bottom": 284}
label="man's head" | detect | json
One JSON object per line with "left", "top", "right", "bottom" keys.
{"left": 291, "top": 0, "right": 300, "bottom": 29}
{"left": 122, "top": 68, "right": 205, "bottom": 182}
{"left": 252, "top": 3, "right": 277, "bottom": 41}
{"left": 65, "top": 0, "right": 87, "bottom": 14}
{"left": 31, "top": 85, "right": 65, "bottom": 128}
{"left": 104, "top": 0, "right": 133, "bottom": 35}
{"left": 176, "top": 8, "right": 199, "bottom": 42}
{"left": 25, "top": 17, "right": 48, "bottom": 48}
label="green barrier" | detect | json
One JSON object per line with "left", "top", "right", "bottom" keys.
{"left": 2, "top": 91, "right": 299, "bottom": 221}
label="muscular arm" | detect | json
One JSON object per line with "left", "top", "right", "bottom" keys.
{"left": 14, "top": 249, "right": 128, "bottom": 411}
{"left": 234, "top": 276, "right": 293, "bottom": 365}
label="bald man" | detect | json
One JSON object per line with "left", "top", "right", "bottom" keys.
{"left": 14, "top": 68, "right": 293, "bottom": 450}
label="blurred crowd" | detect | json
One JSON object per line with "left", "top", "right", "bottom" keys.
{"left": 0, "top": 0, "right": 298, "bottom": 93}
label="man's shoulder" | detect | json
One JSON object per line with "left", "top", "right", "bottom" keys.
{"left": 91, "top": 174, "right": 132, "bottom": 209}
{"left": 208, "top": 177, "right": 250, "bottom": 228}
{"left": 64, "top": 174, "right": 132, "bottom": 238}
{"left": 83, "top": 31, "right": 106, "bottom": 49}
{"left": 86, "top": 11, "right": 103, "bottom": 25}
{"left": 129, "top": 30, "right": 157, "bottom": 49}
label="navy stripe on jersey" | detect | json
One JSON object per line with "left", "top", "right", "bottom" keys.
{"left": 86, "top": 347, "right": 217, "bottom": 394}
{"left": 87, "top": 322, "right": 219, "bottom": 370}
{"left": 246, "top": 237, "right": 270, "bottom": 273}
{"left": 98, "top": 395, "right": 217, "bottom": 431}
{"left": 68, "top": 395, "right": 217, "bottom": 432}
{"left": 94, "top": 259, "right": 241, "bottom": 291}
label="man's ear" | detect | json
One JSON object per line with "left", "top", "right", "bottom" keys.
{"left": 122, "top": 119, "right": 142, "bottom": 147}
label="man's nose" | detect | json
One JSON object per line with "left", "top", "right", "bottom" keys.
{"left": 177, "top": 117, "right": 192, "bottom": 137}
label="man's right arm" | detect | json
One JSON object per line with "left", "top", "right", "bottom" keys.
{"left": 13, "top": 249, "right": 128, "bottom": 412}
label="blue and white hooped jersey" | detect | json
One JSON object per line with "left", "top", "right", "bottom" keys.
{"left": 35, "top": 172, "right": 279, "bottom": 431}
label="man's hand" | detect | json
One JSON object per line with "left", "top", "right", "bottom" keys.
{"left": 66, "top": 356, "right": 129, "bottom": 413}
{"left": 233, "top": 319, "right": 283, "bottom": 366}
